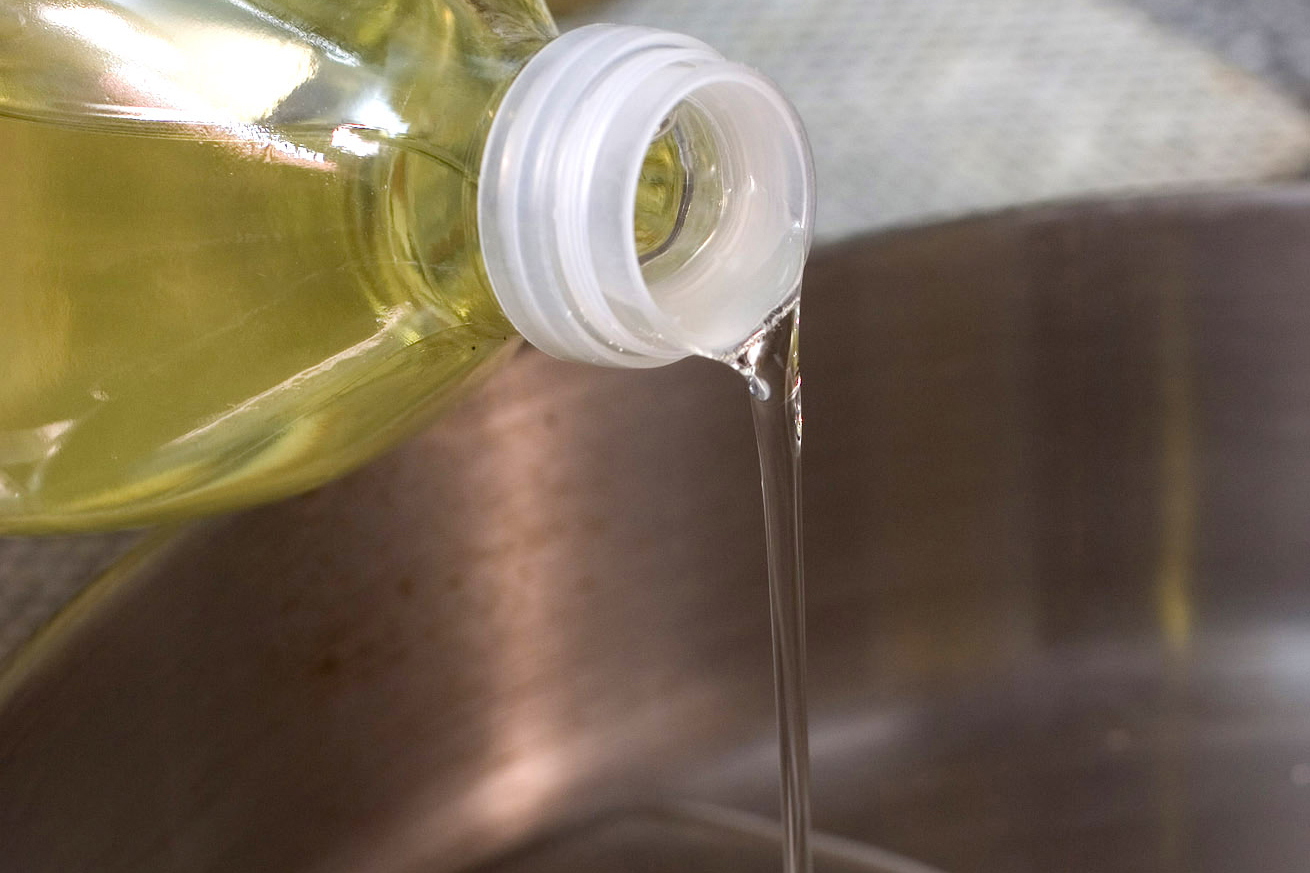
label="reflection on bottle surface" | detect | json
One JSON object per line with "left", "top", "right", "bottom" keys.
{"left": 0, "top": 0, "right": 561, "bottom": 531}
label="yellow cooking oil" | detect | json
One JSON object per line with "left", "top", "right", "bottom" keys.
{"left": 0, "top": 0, "right": 689, "bottom": 533}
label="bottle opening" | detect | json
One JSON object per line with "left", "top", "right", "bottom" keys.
{"left": 478, "top": 25, "right": 815, "bottom": 368}
{"left": 630, "top": 82, "right": 809, "bottom": 355}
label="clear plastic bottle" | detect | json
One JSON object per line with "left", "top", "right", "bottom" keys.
{"left": 0, "top": 0, "right": 814, "bottom": 533}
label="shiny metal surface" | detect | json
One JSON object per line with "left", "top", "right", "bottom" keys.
{"left": 6, "top": 188, "right": 1310, "bottom": 872}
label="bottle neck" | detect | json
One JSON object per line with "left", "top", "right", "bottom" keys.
{"left": 477, "top": 24, "right": 815, "bottom": 368}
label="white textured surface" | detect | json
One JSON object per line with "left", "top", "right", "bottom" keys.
{"left": 0, "top": 532, "right": 142, "bottom": 660}
{"left": 569, "top": 0, "right": 1310, "bottom": 241}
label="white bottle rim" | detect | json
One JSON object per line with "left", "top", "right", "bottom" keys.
{"left": 478, "top": 24, "right": 816, "bottom": 368}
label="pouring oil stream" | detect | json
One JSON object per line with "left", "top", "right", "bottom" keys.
{"left": 732, "top": 305, "right": 812, "bottom": 873}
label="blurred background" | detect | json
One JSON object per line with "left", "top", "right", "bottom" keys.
{"left": 561, "top": 0, "right": 1310, "bottom": 241}
{"left": 5, "top": 0, "right": 1310, "bottom": 659}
